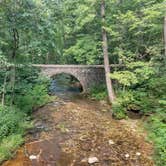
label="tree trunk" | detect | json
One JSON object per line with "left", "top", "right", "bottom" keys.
{"left": 164, "top": 16, "right": 166, "bottom": 56}
{"left": 10, "top": 28, "right": 19, "bottom": 105}
{"left": 10, "top": 63, "right": 16, "bottom": 105}
{"left": 101, "top": 0, "right": 115, "bottom": 103}
{"left": 1, "top": 70, "right": 7, "bottom": 106}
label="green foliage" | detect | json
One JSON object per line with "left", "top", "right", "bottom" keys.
{"left": 64, "top": 36, "right": 101, "bottom": 64}
{"left": 111, "top": 60, "right": 165, "bottom": 122}
{"left": 110, "top": 71, "right": 138, "bottom": 87}
{"left": 112, "top": 71, "right": 166, "bottom": 164}
{"left": 112, "top": 75, "right": 166, "bottom": 117}
{"left": 0, "top": 0, "right": 165, "bottom": 65}
{"left": 146, "top": 114, "right": 166, "bottom": 166}
{"left": 112, "top": 101, "right": 127, "bottom": 120}
{"left": 110, "top": 62, "right": 155, "bottom": 89}
{"left": 0, "top": 106, "right": 26, "bottom": 141}
{"left": 15, "top": 84, "right": 50, "bottom": 114}
{"left": 0, "top": 134, "right": 24, "bottom": 163}
{"left": 89, "top": 85, "right": 107, "bottom": 100}
{"left": 0, "top": 105, "right": 30, "bottom": 163}
{"left": 112, "top": 91, "right": 134, "bottom": 119}
{"left": 0, "top": 0, "right": 165, "bottom": 165}
{"left": 0, "top": 66, "right": 50, "bottom": 162}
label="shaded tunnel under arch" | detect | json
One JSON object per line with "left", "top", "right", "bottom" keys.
{"left": 49, "top": 73, "right": 84, "bottom": 95}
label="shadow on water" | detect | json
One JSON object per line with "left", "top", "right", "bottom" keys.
{"left": 49, "top": 73, "right": 83, "bottom": 100}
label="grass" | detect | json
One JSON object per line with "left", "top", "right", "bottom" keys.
{"left": 145, "top": 113, "right": 166, "bottom": 166}
{"left": 0, "top": 108, "right": 32, "bottom": 164}
{"left": 0, "top": 134, "right": 24, "bottom": 163}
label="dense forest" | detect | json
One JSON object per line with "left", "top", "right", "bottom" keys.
{"left": 0, "top": 0, "right": 166, "bottom": 165}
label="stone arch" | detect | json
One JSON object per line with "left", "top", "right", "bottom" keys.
{"left": 36, "top": 65, "right": 106, "bottom": 92}
{"left": 49, "top": 71, "right": 84, "bottom": 92}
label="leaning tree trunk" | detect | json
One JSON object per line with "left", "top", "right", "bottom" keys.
{"left": 164, "top": 16, "right": 166, "bottom": 56}
{"left": 101, "top": 0, "right": 115, "bottom": 103}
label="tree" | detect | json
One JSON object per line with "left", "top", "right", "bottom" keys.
{"left": 101, "top": 0, "right": 115, "bottom": 103}
{"left": 0, "top": 54, "right": 8, "bottom": 106}
{"left": 164, "top": 16, "right": 166, "bottom": 56}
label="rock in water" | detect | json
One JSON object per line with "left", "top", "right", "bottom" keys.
{"left": 88, "top": 157, "right": 99, "bottom": 164}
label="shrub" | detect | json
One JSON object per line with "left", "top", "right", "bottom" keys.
{"left": 0, "top": 106, "right": 25, "bottom": 141}
{"left": 0, "top": 106, "right": 31, "bottom": 163}
{"left": 111, "top": 88, "right": 163, "bottom": 119}
{"left": 0, "top": 134, "right": 24, "bottom": 163}
{"left": 112, "top": 91, "right": 135, "bottom": 119}
{"left": 146, "top": 114, "right": 166, "bottom": 166}
{"left": 89, "top": 85, "right": 107, "bottom": 100}
{"left": 112, "top": 101, "right": 127, "bottom": 119}
{"left": 0, "top": 68, "right": 51, "bottom": 163}
{"left": 15, "top": 84, "right": 50, "bottom": 114}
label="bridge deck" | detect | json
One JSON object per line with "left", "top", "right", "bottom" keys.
{"left": 33, "top": 64, "right": 122, "bottom": 68}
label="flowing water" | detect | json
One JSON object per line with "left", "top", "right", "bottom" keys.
{"left": 49, "top": 74, "right": 83, "bottom": 100}
{"left": 2, "top": 75, "right": 154, "bottom": 166}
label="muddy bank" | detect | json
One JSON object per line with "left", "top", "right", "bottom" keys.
{"left": 2, "top": 97, "right": 154, "bottom": 166}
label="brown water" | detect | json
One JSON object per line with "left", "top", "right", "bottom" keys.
{"left": 2, "top": 97, "right": 154, "bottom": 166}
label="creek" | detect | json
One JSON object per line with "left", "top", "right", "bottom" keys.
{"left": 2, "top": 74, "right": 154, "bottom": 166}
{"left": 49, "top": 73, "right": 83, "bottom": 100}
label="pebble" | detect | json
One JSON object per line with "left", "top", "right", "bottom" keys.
{"left": 29, "top": 155, "right": 37, "bottom": 160}
{"left": 101, "top": 109, "right": 108, "bottom": 112}
{"left": 81, "top": 158, "right": 87, "bottom": 163}
{"left": 125, "top": 154, "right": 130, "bottom": 158}
{"left": 88, "top": 157, "right": 99, "bottom": 164}
{"left": 136, "top": 152, "right": 141, "bottom": 156}
{"left": 109, "top": 140, "right": 115, "bottom": 145}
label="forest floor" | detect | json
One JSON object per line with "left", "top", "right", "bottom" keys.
{"left": 3, "top": 96, "right": 154, "bottom": 166}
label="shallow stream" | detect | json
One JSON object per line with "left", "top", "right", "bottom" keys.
{"left": 2, "top": 74, "right": 154, "bottom": 166}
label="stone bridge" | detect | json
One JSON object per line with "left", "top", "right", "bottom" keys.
{"left": 34, "top": 64, "right": 120, "bottom": 92}
{"left": 34, "top": 65, "right": 106, "bottom": 92}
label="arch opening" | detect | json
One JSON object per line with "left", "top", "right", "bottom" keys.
{"left": 49, "top": 73, "right": 83, "bottom": 97}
